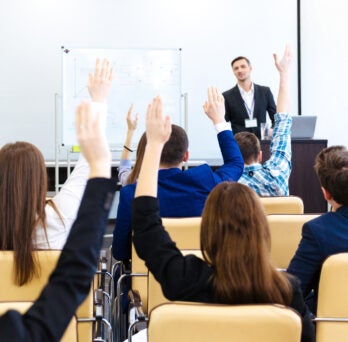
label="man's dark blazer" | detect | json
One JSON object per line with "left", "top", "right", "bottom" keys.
{"left": 223, "top": 84, "right": 276, "bottom": 138}
{"left": 287, "top": 205, "right": 348, "bottom": 313}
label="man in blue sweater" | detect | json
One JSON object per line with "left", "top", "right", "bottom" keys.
{"left": 112, "top": 87, "right": 244, "bottom": 262}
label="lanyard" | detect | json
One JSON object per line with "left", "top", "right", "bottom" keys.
{"left": 243, "top": 97, "right": 254, "bottom": 119}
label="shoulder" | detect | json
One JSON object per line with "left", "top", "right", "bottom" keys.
{"left": 222, "top": 86, "right": 238, "bottom": 97}
{"left": 254, "top": 84, "right": 271, "bottom": 92}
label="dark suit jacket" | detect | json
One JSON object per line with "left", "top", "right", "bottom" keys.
{"left": 0, "top": 178, "right": 116, "bottom": 342}
{"left": 132, "top": 196, "right": 315, "bottom": 342}
{"left": 113, "top": 130, "right": 244, "bottom": 261}
{"left": 287, "top": 206, "right": 348, "bottom": 313}
{"left": 223, "top": 84, "right": 276, "bottom": 138}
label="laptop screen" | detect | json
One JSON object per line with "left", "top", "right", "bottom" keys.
{"left": 291, "top": 116, "right": 317, "bottom": 139}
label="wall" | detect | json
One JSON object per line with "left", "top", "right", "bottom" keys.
{"left": 301, "top": 0, "right": 348, "bottom": 146}
{"left": 1, "top": 0, "right": 300, "bottom": 160}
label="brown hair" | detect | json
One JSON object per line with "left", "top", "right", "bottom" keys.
{"left": 200, "top": 182, "right": 292, "bottom": 305}
{"left": 160, "top": 124, "right": 188, "bottom": 167}
{"left": 231, "top": 56, "right": 251, "bottom": 68}
{"left": 0, "top": 142, "right": 53, "bottom": 285}
{"left": 235, "top": 132, "right": 260, "bottom": 164}
{"left": 126, "top": 132, "right": 147, "bottom": 185}
{"left": 314, "top": 145, "right": 348, "bottom": 206}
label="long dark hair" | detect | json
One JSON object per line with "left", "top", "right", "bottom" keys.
{"left": 200, "top": 182, "right": 293, "bottom": 305}
{"left": 0, "top": 142, "right": 60, "bottom": 285}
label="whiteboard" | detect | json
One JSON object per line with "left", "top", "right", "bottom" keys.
{"left": 61, "top": 48, "right": 182, "bottom": 147}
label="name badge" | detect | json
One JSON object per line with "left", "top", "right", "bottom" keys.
{"left": 245, "top": 118, "right": 257, "bottom": 128}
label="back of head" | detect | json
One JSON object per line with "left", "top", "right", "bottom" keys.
{"left": 200, "top": 182, "right": 292, "bottom": 305}
{"left": 0, "top": 142, "right": 47, "bottom": 285}
{"left": 160, "top": 124, "right": 188, "bottom": 167}
{"left": 235, "top": 132, "right": 260, "bottom": 164}
{"left": 314, "top": 145, "right": 348, "bottom": 206}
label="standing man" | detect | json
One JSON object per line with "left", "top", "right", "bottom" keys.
{"left": 223, "top": 56, "right": 276, "bottom": 139}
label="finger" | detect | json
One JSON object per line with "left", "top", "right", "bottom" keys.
{"left": 127, "top": 104, "right": 134, "bottom": 118}
{"left": 108, "top": 67, "right": 114, "bottom": 82}
{"left": 212, "top": 87, "right": 218, "bottom": 102}
{"left": 94, "top": 59, "right": 100, "bottom": 78}
{"left": 100, "top": 59, "right": 109, "bottom": 79}
{"left": 208, "top": 87, "right": 213, "bottom": 102}
{"left": 273, "top": 53, "right": 278, "bottom": 65}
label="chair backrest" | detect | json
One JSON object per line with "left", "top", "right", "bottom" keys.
{"left": 0, "top": 302, "right": 77, "bottom": 342}
{"left": 267, "top": 214, "right": 320, "bottom": 269}
{"left": 131, "top": 217, "right": 201, "bottom": 313}
{"left": 260, "top": 196, "right": 304, "bottom": 214}
{"left": 148, "top": 302, "right": 302, "bottom": 342}
{"left": 0, "top": 250, "right": 93, "bottom": 341}
{"left": 316, "top": 253, "right": 348, "bottom": 342}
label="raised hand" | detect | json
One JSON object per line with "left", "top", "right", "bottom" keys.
{"left": 76, "top": 101, "right": 111, "bottom": 178}
{"left": 145, "top": 96, "right": 172, "bottom": 146}
{"left": 126, "top": 104, "right": 139, "bottom": 132}
{"left": 273, "top": 45, "right": 292, "bottom": 74}
{"left": 203, "top": 87, "right": 226, "bottom": 124}
{"left": 88, "top": 58, "right": 114, "bottom": 103}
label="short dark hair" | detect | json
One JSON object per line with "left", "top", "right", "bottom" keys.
{"left": 160, "top": 124, "right": 189, "bottom": 166}
{"left": 314, "top": 145, "right": 348, "bottom": 205}
{"left": 231, "top": 56, "right": 251, "bottom": 68}
{"left": 234, "top": 132, "right": 260, "bottom": 164}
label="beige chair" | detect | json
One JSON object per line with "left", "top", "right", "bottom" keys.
{"left": 148, "top": 302, "right": 302, "bottom": 342}
{"left": 0, "top": 250, "right": 94, "bottom": 341}
{"left": 131, "top": 217, "right": 201, "bottom": 314}
{"left": 315, "top": 253, "right": 348, "bottom": 342}
{"left": 268, "top": 214, "right": 320, "bottom": 269}
{"left": 0, "top": 302, "right": 77, "bottom": 341}
{"left": 260, "top": 196, "right": 304, "bottom": 214}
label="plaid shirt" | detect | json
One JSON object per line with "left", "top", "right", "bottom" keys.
{"left": 238, "top": 113, "right": 292, "bottom": 196}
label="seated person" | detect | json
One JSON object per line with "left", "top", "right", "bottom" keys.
{"left": 131, "top": 83, "right": 315, "bottom": 341}
{"left": 287, "top": 145, "right": 348, "bottom": 313}
{"left": 0, "top": 59, "right": 113, "bottom": 287}
{"left": 112, "top": 88, "right": 244, "bottom": 262}
{"left": 234, "top": 47, "right": 292, "bottom": 196}
{"left": 0, "top": 101, "right": 117, "bottom": 341}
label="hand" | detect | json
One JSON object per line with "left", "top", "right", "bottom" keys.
{"left": 88, "top": 59, "right": 114, "bottom": 103}
{"left": 76, "top": 101, "right": 111, "bottom": 178}
{"left": 273, "top": 45, "right": 292, "bottom": 74}
{"left": 126, "top": 104, "right": 139, "bottom": 131}
{"left": 146, "top": 96, "right": 171, "bottom": 146}
{"left": 203, "top": 87, "right": 226, "bottom": 124}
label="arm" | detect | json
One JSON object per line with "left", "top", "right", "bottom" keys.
{"left": 203, "top": 87, "right": 244, "bottom": 182}
{"left": 263, "top": 46, "right": 293, "bottom": 194}
{"left": 118, "top": 105, "right": 139, "bottom": 186}
{"left": 0, "top": 102, "right": 115, "bottom": 341}
{"left": 133, "top": 98, "right": 210, "bottom": 299}
{"left": 287, "top": 222, "right": 324, "bottom": 299}
{"left": 51, "top": 59, "right": 114, "bottom": 226}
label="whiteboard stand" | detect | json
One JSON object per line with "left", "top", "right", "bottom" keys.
{"left": 182, "top": 92, "right": 189, "bottom": 170}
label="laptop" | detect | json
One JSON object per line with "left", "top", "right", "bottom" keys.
{"left": 291, "top": 116, "right": 317, "bottom": 139}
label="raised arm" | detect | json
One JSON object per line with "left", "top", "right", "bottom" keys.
{"left": 0, "top": 102, "right": 116, "bottom": 341}
{"left": 273, "top": 45, "right": 292, "bottom": 113}
{"left": 203, "top": 87, "right": 243, "bottom": 181}
{"left": 135, "top": 97, "right": 171, "bottom": 198}
{"left": 118, "top": 105, "right": 139, "bottom": 185}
